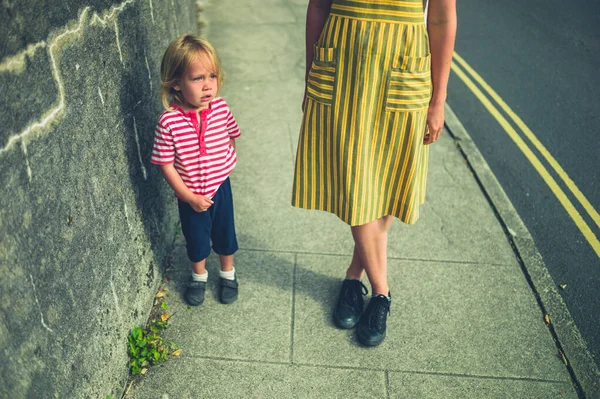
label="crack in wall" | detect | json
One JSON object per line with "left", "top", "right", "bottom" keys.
{"left": 0, "top": 0, "right": 136, "bottom": 158}
{"left": 90, "top": 0, "right": 135, "bottom": 26}
{"left": 109, "top": 276, "right": 123, "bottom": 324}
{"left": 121, "top": 191, "right": 133, "bottom": 233}
{"left": 144, "top": 49, "right": 152, "bottom": 92}
{"left": 0, "top": 42, "right": 47, "bottom": 73}
{"left": 148, "top": 0, "right": 155, "bottom": 24}
{"left": 0, "top": 9, "right": 87, "bottom": 157}
{"left": 132, "top": 117, "right": 148, "bottom": 180}
{"left": 97, "top": 87, "right": 105, "bottom": 106}
{"left": 29, "top": 274, "right": 54, "bottom": 333}
{"left": 114, "top": 19, "right": 124, "bottom": 64}
{"left": 21, "top": 141, "right": 32, "bottom": 182}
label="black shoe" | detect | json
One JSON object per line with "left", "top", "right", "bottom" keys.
{"left": 333, "top": 279, "right": 368, "bottom": 329}
{"left": 185, "top": 280, "right": 206, "bottom": 306}
{"left": 219, "top": 277, "right": 238, "bottom": 304}
{"left": 357, "top": 293, "right": 391, "bottom": 347}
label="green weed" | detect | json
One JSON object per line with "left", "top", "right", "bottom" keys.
{"left": 127, "top": 290, "right": 179, "bottom": 375}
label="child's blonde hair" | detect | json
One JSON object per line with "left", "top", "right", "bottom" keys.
{"left": 160, "top": 34, "right": 224, "bottom": 110}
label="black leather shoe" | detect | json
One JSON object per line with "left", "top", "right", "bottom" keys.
{"left": 185, "top": 280, "right": 206, "bottom": 306}
{"left": 357, "top": 293, "right": 391, "bottom": 347}
{"left": 219, "top": 277, "right": 238, "bottom": 304}
{"left": 333, "top": 279, "right": 368, "bottom": 329}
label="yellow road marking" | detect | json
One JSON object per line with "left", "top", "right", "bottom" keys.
{"left": 450, "top": 59, "right": 600, "bottom": 258}
{"left": 453, "top": 52, "right": 600, "bottom": 230}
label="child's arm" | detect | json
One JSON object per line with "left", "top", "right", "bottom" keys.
{"left": 159, "top": 164, "right": 213, "bottom": 212}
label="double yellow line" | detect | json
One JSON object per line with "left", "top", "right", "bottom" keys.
{"left": 450, "top": 52, "right": 600, "bottom": 258}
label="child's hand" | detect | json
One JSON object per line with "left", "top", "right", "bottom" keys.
{"left": 230, "top": 138, "right": 236, "bottom": 149}
{"left": 189, "top": 195, "right": 214, "bottom": 212}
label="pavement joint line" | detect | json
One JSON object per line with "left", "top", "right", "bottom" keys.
{"left": 385, "top": 370, "right": 391, "bottom": 399}
{"left": 234, "top": 247, "right": 517, "bottom": 267}
{"left": 289, "top": 253, "right": 298, "bottom": 364}
{"left": 444, "top": 103, "right": 599, "bottom": 397}
{"left": 165, "top": 256, "right": 518, "bottom": 275}
{"left": 178, "top": 353, "right": 571, "bottom": 384}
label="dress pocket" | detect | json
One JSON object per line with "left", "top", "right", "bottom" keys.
{"left": 306, "top": 45, "right": 337, "bottom": 106}
{"left": 385, "top": 54, "right": 432, "bottom": 112}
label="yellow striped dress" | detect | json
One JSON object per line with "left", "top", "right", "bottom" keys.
{"left": 292, "top": 0, "right": 432, "bottom": 226}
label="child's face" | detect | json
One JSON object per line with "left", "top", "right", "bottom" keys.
{"left": 174, "top": 52, "right": 218, "bottom": 111}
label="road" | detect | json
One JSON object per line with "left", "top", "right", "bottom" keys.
{"left": 446, "top": 0, "right": 600, "bottom": 367}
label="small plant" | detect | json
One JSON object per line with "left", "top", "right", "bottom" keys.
{"left": 127, "top": 289, "right": 180, "bottom": 375}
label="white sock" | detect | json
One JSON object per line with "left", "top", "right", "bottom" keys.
{"left": 219, "top": 267, "right": 235, "bottom": 281}
{"left": 192, "top": 271, "right": 208, "bottom": 282}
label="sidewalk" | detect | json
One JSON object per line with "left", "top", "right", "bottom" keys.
{"left": 126, "top": 0, "right": 583, "bottom": 397}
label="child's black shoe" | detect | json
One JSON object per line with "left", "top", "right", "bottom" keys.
{"left": 185, "top": 280, "right": 206, "bottom": 306}
{"left": 219, "top": 277, "right": 238, "bottom": 304}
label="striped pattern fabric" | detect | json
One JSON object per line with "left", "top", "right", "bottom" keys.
{"left": 292, "top": 0, "right": 431, "bottom": 226}
{"left": 151, "top": 98, "right": 240, "bottom": 199}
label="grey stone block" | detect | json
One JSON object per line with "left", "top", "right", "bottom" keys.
{"left": 0, "top": 1, "right": 198, "bottom": 397}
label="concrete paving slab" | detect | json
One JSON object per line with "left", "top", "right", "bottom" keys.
{"left": 206, "top": 0, "right": 297, "bottom": 25}
{"left": 223, "top": 78, "right": 304, "bottom": 135}
{"left": 387, "top": 372, "right": 578, "bottom": 399}
{"left": 208, "top": 25, "right": 301, "bottom": 82}
{"left": 229, "top": 124, "right": 516, "bottom": 265}
{"left": 120, "top": 0, "right": 584, "bottom": 397}
{"left": 292, "top": 254, "right": 571, "bottom": 381}
{"left": 130, "top": 358, "right": 386, "bottom": 399}
{"left": 428, "top": 133, "right": 479, "bottom": 188}
{"left": 387, "top": 182, "right": 517, "bottom": 265}
{"left": 161, "top": 249, "right": 295, "bottom": 363}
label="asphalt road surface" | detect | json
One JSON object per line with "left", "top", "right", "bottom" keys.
{"left": 446, "top": 0, "right": 600, "bottom": 368}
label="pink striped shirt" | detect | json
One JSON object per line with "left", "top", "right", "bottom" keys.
{"left": 151, "top": 98, "right": 241, "bottom": 198}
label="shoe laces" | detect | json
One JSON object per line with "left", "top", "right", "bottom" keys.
{"left": 341, "top": 280, "right": 368, "bottom": 306}
{"left": 366, "top": 295, "right": 390, "bottom": 334}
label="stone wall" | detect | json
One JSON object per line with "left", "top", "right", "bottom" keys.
{"left": 0, "top": 1, "right": 199, "bottom": 397}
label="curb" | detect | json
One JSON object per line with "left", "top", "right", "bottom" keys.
{"left": 444, "top": 103, "right": 600, "bottom": 398}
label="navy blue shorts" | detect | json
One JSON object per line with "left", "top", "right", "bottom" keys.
{"left": 177, "top": 178, "right": 238, "bottom": 263}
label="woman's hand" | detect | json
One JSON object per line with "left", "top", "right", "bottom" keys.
{"left": 189, "top": 195, "right": 214, "bottom": 213}
{"left": 423, "top": 101, "right": 444, "bottom": 145}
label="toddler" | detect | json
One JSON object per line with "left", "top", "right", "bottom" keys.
{"left": 151, "top": 34, "right": 241, "bottom": 306}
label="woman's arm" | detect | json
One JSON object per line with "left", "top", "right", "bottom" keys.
{"left": 303, "top": 0, "right": 333, "bottom": 110}
{"left": 305, "top": 0, "right": 333, "bottom": 80}
{"left": 424, "top": 0, "right": 457, "bottom": 144}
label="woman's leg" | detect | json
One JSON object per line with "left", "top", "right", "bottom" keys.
{"left": 349, "top": 215, "right": 393, "bottom": 295}
{"left": 352, "top": 215, "right": 393, "bottom": 346}
{"left": 345, "top": 245, "right": 365, "bottom": 280}
{"left": 334, "top": 216, "right": 393, "bottom": 330}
